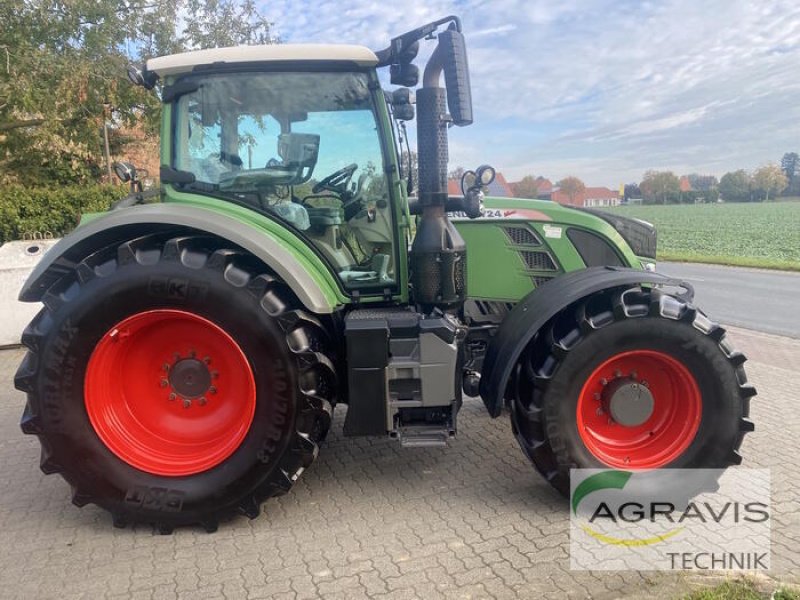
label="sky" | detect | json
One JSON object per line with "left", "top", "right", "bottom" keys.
{"left": 257, "top": 0, "right": 800, "bottom": 188}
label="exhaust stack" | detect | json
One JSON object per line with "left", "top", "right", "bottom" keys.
{"left": 376, "top": 19, "right": 473, "bottom": 311}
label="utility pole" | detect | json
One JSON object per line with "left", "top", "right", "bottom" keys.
{"left": 102, "top": 103, "right": 113, "bottom": 182}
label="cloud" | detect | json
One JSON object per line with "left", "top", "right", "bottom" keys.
{"left": 258, "top": 0, "right": 800, "bottom": 186}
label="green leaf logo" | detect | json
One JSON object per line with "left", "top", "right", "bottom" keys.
{"left": 572, "top": 470, "right": 632, "bottom": 515}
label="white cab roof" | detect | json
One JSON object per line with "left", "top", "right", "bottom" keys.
{"left": 147, "top": 44, "right": 378, "bottom": 77}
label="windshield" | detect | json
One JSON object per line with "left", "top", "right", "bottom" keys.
{"left": 173, "top": 71, "right": 397, "bottom": 291}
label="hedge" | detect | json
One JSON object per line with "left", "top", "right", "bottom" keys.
{"left": 0, "top": 184, "right": 128, "bottom": 245}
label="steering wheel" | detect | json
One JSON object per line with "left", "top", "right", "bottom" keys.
{"left": 313, "top": 163, "right": 358, "bottom": 195}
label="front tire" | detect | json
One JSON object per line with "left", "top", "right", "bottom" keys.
{"left": 15, "top": 235, "right": 337, "bottom": 532}
{"left": 510, "top": 286, "right": 755, "bottom": 496}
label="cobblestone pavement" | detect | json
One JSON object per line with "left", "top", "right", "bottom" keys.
{"left": 0, "top": 326, "right": 797, "bottom": 599}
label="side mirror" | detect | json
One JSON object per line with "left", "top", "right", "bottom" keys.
{"left": 113, "top": 161, "right": 136, "bottom": 183}
{"left": 438, "top": 28, "right": 473, "bottom": 126}
{"left": 391, "top": 88, "right": 415, "bottom": 121}
{"left": 390, "top": 63, "right": 419, "bottom": 87}
{"left": 126, "top": 64, "right": 157, "bottom": 90}
{"left": 392, "top": 88, "right": 414, "bottom": 105}
{"left": 397, "top": 40, "right": 420, "bottom": 63}
{"left": 114, "top": 161, "right": 146, "bottom": 194}
{"left": 394, "top": 104, "right": 415, "bottom": 121}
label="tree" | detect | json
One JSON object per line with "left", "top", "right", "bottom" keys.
{"left": 182, "top": 0, "right": 277, "bottom": 49}
{"left": 400, "top": 150, "right": 418, "bottom": 193}
{"left": 718, "top": 170, "right": 751, "bottom": 202}
{"left": 448, "top": 166, "right": 466, "bottom": 181}
{"left": 752, "top": 164, "right": 787, "bottom": 201}
{"left": 687, "top": 173, "right": 718, "bottom": 192}
{"left": 623, "top": 183, "right": 642, "bottom": 201}
{"left": 0, "top": 0, "right": 277, "bottom": 186}
{"left": 557, "top": 176, "right": 585, "bottom": 205}
{"left": 781, "top": 152, "right": 799, "bottom": 195}
{"left": 510, "top": 175, "right": 541, "bottom": 199}
{"left": 1, "top": 1, "right": 171, "bottom": 184}
{"left": 640, "top": 170, "right": 680, "bottom": 204}
{"left": 781, "top": 152, "right": 798, "bottom": 181}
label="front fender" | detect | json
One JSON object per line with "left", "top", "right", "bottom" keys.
{"left": 19, "top": 203, "right": 348, "bottom": 314}
{"left": 478, "top": 266, "right": 692, "bottom": 417}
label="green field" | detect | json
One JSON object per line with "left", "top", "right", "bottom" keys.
{"left": 606, "top": 202, "right": 800, "bottom": 270}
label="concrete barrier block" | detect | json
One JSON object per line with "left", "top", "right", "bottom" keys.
{"left": 0, "top": 239, "right": 61, "bottom": 347}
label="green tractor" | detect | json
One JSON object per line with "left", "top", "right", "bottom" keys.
{"left": 15, "top": 17, "right": 754, "bottom": 532}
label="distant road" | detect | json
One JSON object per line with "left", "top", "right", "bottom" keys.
{"left": 657, "top": 262, "right": 800, "bottom": 338}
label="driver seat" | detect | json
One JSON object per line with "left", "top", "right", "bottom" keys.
{"left": 306, "top": 206, "right": 344, "bottom": 229}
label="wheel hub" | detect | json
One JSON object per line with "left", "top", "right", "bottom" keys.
{"left": 604, "top": 378, "right": 655, "bottom": 427}
{"left": 168, "top": 357, "right": 212, "bottom": 399}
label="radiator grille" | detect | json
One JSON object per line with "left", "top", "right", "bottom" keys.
{"left": 520, "top": 250, "right": 557, "bottom": 271}
{"left": 531, "top": 275, "right": 554, "bottom": 287}
{"left": 503, "top": 226, "right": 541, "bottom": 246}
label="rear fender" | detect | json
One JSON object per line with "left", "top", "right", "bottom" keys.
{"left": 478, "top": 266, "right": 693, "bottom": 417}
{"left": 19, "top": 204, "right": 347, "bottom": 314}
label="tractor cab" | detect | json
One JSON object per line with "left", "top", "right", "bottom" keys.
{"left": 147, "top": 47, "right": 403, "bottom": 291}
{"left": 130, "top": 16, "right": 478, "bottom": 305}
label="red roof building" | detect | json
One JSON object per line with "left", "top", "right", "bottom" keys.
{"left": 488, "top": 172, "right": 515, "bottom": 197}
{"left": 446, "top": 171, "right": 516, "bottom": 197}
{"left": 508, "top": 176, "right": 553, "bottom": 199}
{"left": 551, "top": 186, "right": 620, "bottom": 208}
{"left": 534, "top": 177, "right": 553, "bottom": 197}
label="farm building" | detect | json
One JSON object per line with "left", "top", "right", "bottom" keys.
{"left": 551, "top": 186, "right": 621, "bottom": 208}
{"left": 447, "top": 171, "right": 516, "bottom": 197}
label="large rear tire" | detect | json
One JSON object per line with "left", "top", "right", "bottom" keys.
{"left": 15, "top": 234, "right": 337, "bottom": 532}
{"left": 509, "top": 286, "right": 755, "bottom": 496}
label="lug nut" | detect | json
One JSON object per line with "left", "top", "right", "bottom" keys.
{"left": 593, "top": 392, "right": 601, "bottom": 401}
{"left": 168, "top": 393, "right": 176, "bottom": 401}
{"left": 211, "top": 370, "right": 219, "bottom": 380}
{"left": 209, "top": 386, "right": 217, "bottom": 395}
{"left": 159, "top": 379, "right": 168, "bottom": 388}
{"left": 203, "top": 356, "right": 211, "bottom": 364}
{"left": 183, "top": 399, "right": 191, "bottom": 408}
{"left": 596, "top": 407, "right": 604, "bottom": 416}
{"left": 198, "top": 397, "right": 207, "bottom": 406}
{"left": 189, "top": 350, "right": 196, "bottom": 358}
{"left": 162, "top": 363, "right": 170, "bottom": 372}
{"left": 614, "top": 369, "right": 622, "bottom": 378}
{"left": 600, "top": 378, "right": 608, "bottom": 387}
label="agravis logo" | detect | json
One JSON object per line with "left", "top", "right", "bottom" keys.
{"left": 569, "top": 468, "right": 771, "bottom": 570}
{"left": 572, "top": 470, "right": 684, "bottom": 547}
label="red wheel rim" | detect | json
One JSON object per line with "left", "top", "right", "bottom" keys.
{"left": 85, "top": 309, "right": 256, "bottom": 476}
{"left": 576, "top": 350, "right": 702, "bottom": 469}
